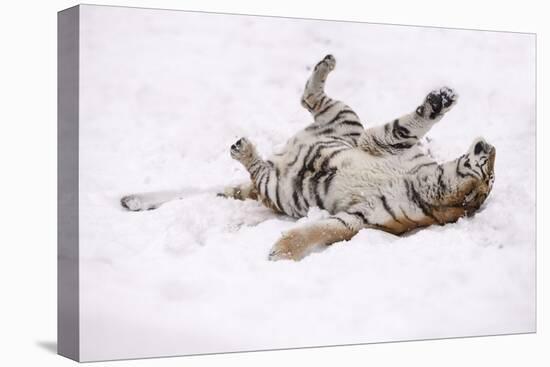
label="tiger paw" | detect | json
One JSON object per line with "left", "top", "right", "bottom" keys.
{"left": 217, "top": 186, "right": 244, "bottom": 200}
{"left": 268, "top": 232, "right": 308, "bottom": 261}
{"left": 268, "top": 242, "right": 296, "bottom": 261}
{"left": 416, "top": 87, "right": 458, "bottom": 120}
{"left": 120, "top": 195, "right": 145, "bottom": 211}
{"left": 230, "top": 137, "right": 257, "bottom": 163}
{"left": 314, "top": 54, "right": 336, "bottom": 74}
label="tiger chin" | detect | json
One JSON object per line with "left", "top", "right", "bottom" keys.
{"left": 121, "top": 54, "right": 496, "bottom": 262}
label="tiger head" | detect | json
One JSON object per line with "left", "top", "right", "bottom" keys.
{"left": 456, "top": 137, "right": 496, "bottom": 216}
{"left": 432, "top": 137, "right": 496, "bottom": 222}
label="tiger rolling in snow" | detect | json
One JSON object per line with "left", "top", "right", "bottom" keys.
{"left": 121, "top": 54, "right": 496, "bottom": 261}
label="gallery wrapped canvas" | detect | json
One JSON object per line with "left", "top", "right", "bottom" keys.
{"left": 58, "top": 4, "right": 536, "bottom": 362}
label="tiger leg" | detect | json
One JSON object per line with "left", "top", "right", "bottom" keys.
{"left": 217, "top": 182, "right": 258, "bottom": 201}
{"left": 268, "top": 212, "right": 365, "bottom": 261}
{"left": 358, "top": 87, "right": 458, "bottom": 155}
{"left": 301, "top": 55, "right": 361, "bottom": 126}
{"left": 301, "top": 54, "right": 336, "bottom": 114}
{"left": 120, "top": 190, "right": 183, "bottom": 211}
{"left": 230, "top": 137, "right": 283, "bottom": 213}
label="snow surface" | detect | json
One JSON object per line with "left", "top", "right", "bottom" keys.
{"left": 77, "top": 5, "right": 536, "bottom": 361}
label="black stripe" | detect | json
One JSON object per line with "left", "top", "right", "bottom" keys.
{"left": 310, "top": 168, "right": 327, "bottom": 210}
{"left": 292, "top": 191, "right": 302, "bottom": 212}
{"left": 437, "top": 165, "right": 446, "bottom": 199}
{"left": 326, "top": 108, "right": 355, "bottom": 125}
{"left": 305, "top": 144, "right": 328, "bottom": 171}
{"left": 391, "top": 119, "right": 418, "bottom": 140}
{"left": 331, "top": 216, "right": 349, "bottom": 229}
{"left": 380, "top": 195, "right": 401, "bottom": 223}
{"left": 314, "top": 100, "right": 338, "bottom": 118}
{"left": 313, "top": 180, "right": 325, "bottom": 210}
{"left": 309, "top": 151, "right": 343, "bottom": 210}
{"left": 324, "top": 169, "right": 338, "bottom": 194}
{"left": 312, "top": 95, "right": 326, "bottom": 111}
{"left": 316, "top": 127, "right": 335, "bottom": 135}
{"left": 314, "top": 143, "right": 346, "bottom": 163}
{"left": 341, "top": 135, "right": 360, "bottom": 145}
{"left": 399, "top": 207, "right": 418, "bottom": 225}
{"left": 301, "top": 91, "right": 313, "bottom": 110}
{"left": 321, "top": 149, "right": 345, "bottom": 171}
{"left": 256, "top": 169, "right": 268, "bottom": 195}
{"left": 249, "top": 160, "right": 261, "bottom": 173}
{"left": 250, "top": 164, "right": 264, "bottom": 180}
{"left": 370, "top": 128, "right": 415, "bottom": 154}
{"left": 325, "top": 109, "right": 348, "bottom": 125}
{"left": 292, "top": 145, "right": 316, "bottom": 211}
{"left": 287, "top": 144, "right": 305, "bottom": 167}
{"left": 264, "top": 170, "right": 271, "bottom": 201}
{"left": 409, "top": 162, "right": 437, "bottom": 174}
{"left": 291, "top": 141, "right": 349, "bottom": 214}
{"left": 297, "top": 144, "right": 316, "bottom": 173}
{"left": 391, "top": 119, "right": 401, "bottom": 140}
{"left": 406, "top": 179, "right": 438, "bottom": 222}
{"left": 456, "top": 156, "right": 478, "bottom": 180}
{"left": 388, "top": 141, "right": 413, "bottom": 150}
{"left": 253, "top": 161, "right": 265, "bottom": 177}
{"left": 476, "top": 162, "right": 487, "bottom": 181}
{"left": 339, "top": 120, "right": 364, "bottom": 128}
{"left": 327, "top": 135, "right": 354, "bottom": 146}
{"left": 274, "top": 167, "right": 283, "bottom": 213}
{"left": 307, "top": 108, "right": 357, "bottom": 131}
{"left": 303, "top": 148, "right": 346, "bottom": 204}
{"left": 305, "top": 142, "right": 344, "bottom": 172}
{"left": 302, "top": 189, "right": 311, "bottom": 208}
{"left": 456, "top": 156, "right": 467, "bottom": 178}
{"left": 302, "top": 143, "right": 342, "bottom": 206}
{"left": 343, "top": 132, "right": 362, "bottom": 137}
{"left": 373, "top": 136, "right": 388, "bottom": 151}
{"left": 404, "top": 178, "right": 413, "bottom": 202}
{"left": 348, "top": 211, "right": 369, "bottom": 225}
{"left": 348, "top": 211, "right": 397, "bottom": 231}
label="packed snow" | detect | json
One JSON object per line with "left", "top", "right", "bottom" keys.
{"left": 77, "top": 5, "right": 536, "bottom": 361}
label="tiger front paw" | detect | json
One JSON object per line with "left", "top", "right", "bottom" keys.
{"left": 416, "top": 87, "right": 458, "bottom": 120}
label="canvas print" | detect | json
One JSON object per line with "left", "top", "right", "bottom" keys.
{"left": 58, "top": 4, "right": 536, "bottom": 362}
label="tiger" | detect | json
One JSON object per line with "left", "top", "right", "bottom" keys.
{"left": 121, "top": 54, "right": 496, "bottom": 261}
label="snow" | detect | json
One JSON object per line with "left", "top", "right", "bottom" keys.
{"left": 77, "top": 5, "right": 536, "bottom": 361}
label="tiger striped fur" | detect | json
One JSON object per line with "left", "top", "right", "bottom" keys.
{"left": 121, "top": 55, "right": 496, "bottom": 261}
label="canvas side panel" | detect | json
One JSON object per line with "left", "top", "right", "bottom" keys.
{"left": 57, "top": 5, "right": 80, "bottom": 362}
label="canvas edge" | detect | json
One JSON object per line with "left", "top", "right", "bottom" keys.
{"left": 57, "top": 4, "right": 80, "bottom": 362}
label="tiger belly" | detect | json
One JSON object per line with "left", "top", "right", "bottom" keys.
{"left": 261, "top": 136, "right": 440, "bottom": 232}
{"left": 267, "top": 137, "right": 354, "bottom": 218}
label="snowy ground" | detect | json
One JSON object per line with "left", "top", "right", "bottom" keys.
{"left": 77, "top": 5, "right": 536, "bottom": 361}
